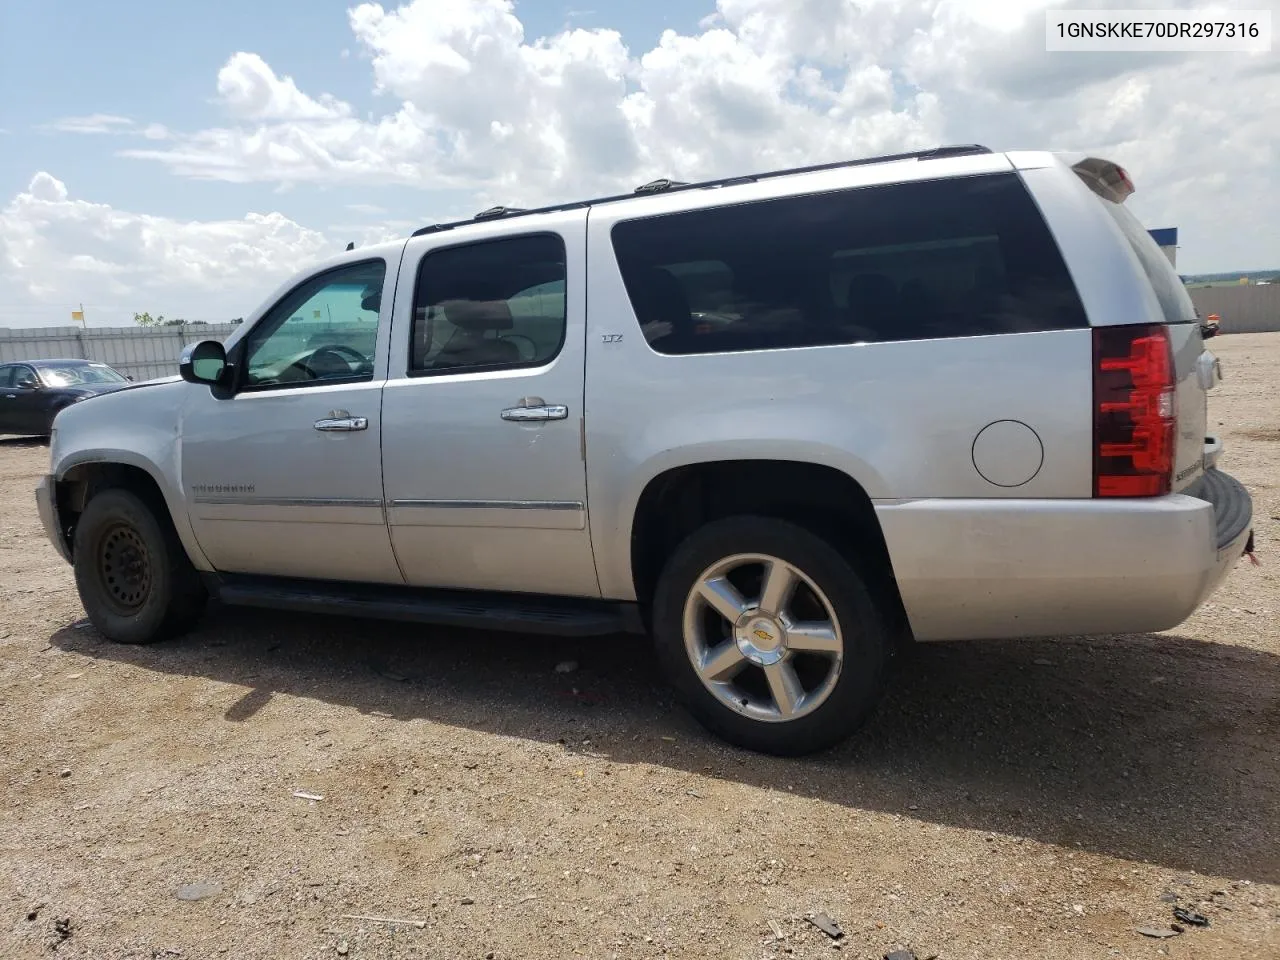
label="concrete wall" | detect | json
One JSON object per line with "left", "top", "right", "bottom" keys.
{"left": 0, "top": 324, "right": 240, "bottom": 382}
{"left": 1189, "top": 284, "right": 1280, "bottom": 335}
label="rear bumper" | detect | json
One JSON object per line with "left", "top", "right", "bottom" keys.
{"left": 876, "top": 469, "right": 1253, "bottom": 641}
{"left": 35, "top": 474, "right": 71, "bottom": 564}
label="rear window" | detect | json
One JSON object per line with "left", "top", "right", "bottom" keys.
{"left": 610, "top": 172, "right": 1087, "bottom": 355}
{"left": 1096, "top": 198, "right": 1197, "bottom": 325}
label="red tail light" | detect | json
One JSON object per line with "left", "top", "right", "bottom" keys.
{"left": 1093, "top": 324, "right": 1176, "bottom": 497}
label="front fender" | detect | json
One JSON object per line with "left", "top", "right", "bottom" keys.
{"left": 52, "top": 447, "right": 212, "bottom": 573}
{"left": 50, "top": 382, "right": 212, "bottom": 572}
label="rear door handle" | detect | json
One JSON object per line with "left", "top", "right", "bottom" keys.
{"left": 314, "top": 416, "right": 368, "bottom": 432}
{"left": 501, "top": 402, "right": 568, "bottom": 422}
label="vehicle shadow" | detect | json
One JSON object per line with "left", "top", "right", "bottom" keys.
{"left": 52, "top": 607, "right": 1280, "bottom": 884}
{"left": 0, "top": 435, "right": 49, "bottom": 447}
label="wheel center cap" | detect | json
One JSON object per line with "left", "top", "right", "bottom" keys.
{"left": 735, "top": 614, "right": 787, "bottom": 665}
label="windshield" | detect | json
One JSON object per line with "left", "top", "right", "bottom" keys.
{"left": 36, "top": 363, "right": 128, "bottom": 387}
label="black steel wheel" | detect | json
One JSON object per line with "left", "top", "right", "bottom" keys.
{"left": 73, "top": 488, "right": 206, "bottom": 644}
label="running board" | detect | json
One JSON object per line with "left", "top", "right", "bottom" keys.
{"left": 205, "top": 574, "right": 644, "bottom": 637}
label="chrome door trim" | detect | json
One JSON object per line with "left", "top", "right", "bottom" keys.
{"left": 387, "top": 498, "right": 586, "bottom": 531}
{"left": 192, "top": 496, "right": 583, "bottom": 511}
{"left": 192, "top": 495, "right": 384, "bottom": 508}
{"left": 388, "top": 499, "right": 583, "bottom": 511}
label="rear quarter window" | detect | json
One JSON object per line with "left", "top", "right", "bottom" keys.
{"left": 610, "top": 172, "right": 1088, "bottom": 355}
{"left": 1096, "top": 199, "right": 1198, "bottom": 325}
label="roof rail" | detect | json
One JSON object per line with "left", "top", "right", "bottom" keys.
{"left": 725, "top": 144, "right": 992, "bottom": 187}
{"left": 635, "top": 178, "right": 688, "bottom": 195}
{"left": 474, "top": 205, "right": 527, "bottom": 221}
{"left": 407, "top": 144, "right": 991, "bottom": 239}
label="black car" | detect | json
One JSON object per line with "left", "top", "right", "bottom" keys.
{"left": 0, "top": 359, "right": 132, "bottom": 437}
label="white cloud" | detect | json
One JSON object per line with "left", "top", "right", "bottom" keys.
{"left": 123, "top": 0, "right": 943, "bottom": 200}
{"left": 5, "top": 0, "right": 1276, "bottom": 322}
{"left": 329, "top": 220, "right": 417, "bottom": 249}
{"left": 46, "top": 116, "right": 173, "bottom": 142}
{"left": 114, "top": 0, "right": 1277, "bottom": 270}
{"left": 890, "top": 1, "right": 1279, "bottom": 270}
{"left": 48, "top": 114, "right": 137, "bottom": 134}
{"left": 0, "top": 173, "right": 334, "bottom": 326}
{"left": 216, "top": 52, "right": 353, "bottom": 122}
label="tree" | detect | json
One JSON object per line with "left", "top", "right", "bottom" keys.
{"left": 133, "top": 312, "right": 188, "bottom": 326}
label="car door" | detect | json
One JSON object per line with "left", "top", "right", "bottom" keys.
{"left": 180, "top": 255, "right": 404, "bottom": 584}
{"left": 7, "top": 365, "right": 46, "bottom": 435}
{"left": 381, "top": 211, "right": 599, "bottom": 597}
{"left": 0, "top": 365, "right": 16, "bottom": 433}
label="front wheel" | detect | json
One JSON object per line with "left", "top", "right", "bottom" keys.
{"left": 72, "top": 489, "right": 207, "bottom": 644}
{"left": 652, "top": 516, "right": 890, "bottom": 756}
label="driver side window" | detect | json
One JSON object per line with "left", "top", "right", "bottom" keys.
{"left": 242, "top": 259, "right": 386, "bottom": 390}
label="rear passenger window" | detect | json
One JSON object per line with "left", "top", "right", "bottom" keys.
{"left": 411, "top": 234, "right": 567, "bottom": 374}
{"left": 611, "top": 173, "right": 1087, "bottom": 355}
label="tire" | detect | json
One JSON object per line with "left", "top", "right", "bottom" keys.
{"left": 652, "top": 516, "right": 890, "bottom": 756}
{"left": 72, "top": 488, "right": 207, "bottom": 644}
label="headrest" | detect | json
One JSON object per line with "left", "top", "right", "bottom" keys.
{"left": 361, "top": 284, "right": 382, "bottom": 313}
{"left": 437, "top": 298, "right": 514, "bottom": 331}
{"left": 632, "top": 268, "right": 690, "bottom": 328}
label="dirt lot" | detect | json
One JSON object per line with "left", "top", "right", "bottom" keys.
{"left": 2, "top": 334, "right": 1278, "bottom": 960}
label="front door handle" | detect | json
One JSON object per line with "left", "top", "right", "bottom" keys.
{"left": 501, "top": 402, "right": 568, "bottom": 422}
{"left": 314, "top": 416, "right": 368, "bottom": 432}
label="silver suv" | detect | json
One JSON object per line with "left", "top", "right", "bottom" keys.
{"left": 36, "top": 145, "right": 1254, "bottom": 755}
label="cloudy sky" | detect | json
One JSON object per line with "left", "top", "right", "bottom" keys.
{"left": 0, "top": 0, "right": 1275, "bottom": 328}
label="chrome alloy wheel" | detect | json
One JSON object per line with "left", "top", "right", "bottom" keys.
{"left": 681, "top": 553, "right": 843, "bottom": 723}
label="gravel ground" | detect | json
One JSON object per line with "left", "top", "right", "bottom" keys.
{"left": 1, "top": 333, "right": 1277, "bottom": 960}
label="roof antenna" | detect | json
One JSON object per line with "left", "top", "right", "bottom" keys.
{"left": 345, "top": 241, "right": 355, "bottom": 251}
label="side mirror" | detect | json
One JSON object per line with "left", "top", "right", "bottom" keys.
{"left": 180, "top": 340, "right": 229, "bottom": 386}
{"left": 125, "top": 374, "right": 135, "bottom": 382}
{"left": 15, "top": 376, "right": 38, "bottom": 389}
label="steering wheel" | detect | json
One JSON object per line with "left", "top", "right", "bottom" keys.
{"left": 317, "top": 343, "right": 369, "bottom": 366}
{"left": 500, "top": 333, "right": 538, "bottom": 362}
{"left": 297, "top": 344, "right": 370, "bottom": 379}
